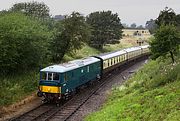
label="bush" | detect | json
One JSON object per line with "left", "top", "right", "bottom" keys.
{"left": 0, "top": 12, "right": 52, "bottom": 74}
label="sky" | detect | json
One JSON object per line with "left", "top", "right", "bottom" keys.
{"left": 0, "top": 0, "right": 180, "bottom": 26}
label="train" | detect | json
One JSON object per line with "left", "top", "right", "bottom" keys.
{"left": 37, "top": 45, "right": 150, "bottom": 103}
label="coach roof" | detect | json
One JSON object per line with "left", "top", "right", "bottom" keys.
{"left": 97, "top": 49, "right": 127, "bottom": 60}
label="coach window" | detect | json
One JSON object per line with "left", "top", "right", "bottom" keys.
{"left": 105, "top": 61, "right": 108, "bottom": 68}
{"left": 108, "top": 60, "right": 110, "bottom": 66}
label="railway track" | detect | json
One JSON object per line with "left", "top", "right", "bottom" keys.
{"left": 10, "top": 103, "right": 57, "bottom": 121}
{"left": 11, "top": 58, "right": 147, "bottom": 121}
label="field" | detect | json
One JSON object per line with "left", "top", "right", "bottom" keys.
{"left": 85, "top": 55, "right": 180, "bottom": 121}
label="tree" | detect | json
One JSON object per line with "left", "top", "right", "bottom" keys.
{"left": 10, "top": 1, "right": 50, "bottom": 19}
{"left": 156, "top": 7, "right": 177, "bottom": 26}
{"left": 51, "top": 12, "right": 91, "bottom": 62}
{"left": 176, "top": 14, "right": 180, "bottom": 30}
{"left": 122, "top": 23, "right": 129, "bottom": 28}
{"left": 0, "top": 13, "right": 52, "bottom": 74}
{"left": 86, "top": 11, "right": 123, "bottom": 49}
{"left": 137, "top": 25, "right": 144, "bottom": 29}
{"left": 130, "top": 23, "right": 137, "bottom": 28}
{"left": 145, "top": 19, "right": 157, "bottom": 34}
{"left": 150, "top": 25, "right": 180, "bottom": 63}
{"left": 176, "top": 14, "right": 180, "bottom": 25}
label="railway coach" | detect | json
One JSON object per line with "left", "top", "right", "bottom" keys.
{"left": 37, "top": 45, "right": 150, "bottom": 103}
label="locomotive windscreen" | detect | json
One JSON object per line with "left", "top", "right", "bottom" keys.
{"left": 41, "top": 72, "right": 60, "bottom": 81}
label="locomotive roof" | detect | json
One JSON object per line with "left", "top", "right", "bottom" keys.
{"left": 41, "top": 57, "right": 100, "bottom": 73}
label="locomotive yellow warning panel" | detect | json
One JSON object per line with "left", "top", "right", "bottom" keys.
{"left": 40, "top": 86, "right": 61, "bottom": 93}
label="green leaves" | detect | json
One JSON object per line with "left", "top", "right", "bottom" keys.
{"left": 51, "top": 12, "right": 91, "bottom": 62}
{"left": 156, "top": 7, "right": 177, "bottom": 26}
{"left": 0, "top": 13, "right": 52, "bottom": 74}
{"left": 86, "top": 11, "right": 123, "bottom": 49}
{"left": 150, "top": 25, "right": 180, "bottom": 63}
{"left": 10, "top": 1, "right": 50, "bottom": 19}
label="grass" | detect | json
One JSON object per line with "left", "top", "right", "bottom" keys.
{"left": 85, "top": 56, "right": 180, "bottom": 121}
{"left": 0, "top": 71, "right": 39, "bottom": 106}
{"left": 63, "top": 44, "right": 102, "bottom": 61}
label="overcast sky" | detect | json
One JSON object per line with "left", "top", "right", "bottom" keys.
{"left": 0, "top": 0, "right": 180, "bottom": 26}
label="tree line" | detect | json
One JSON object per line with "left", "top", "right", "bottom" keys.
{"left": 0, "top": 1, "right": 123, "bottom": 75}
{"left": 0, "top": 2, "right": 179, "bottom": 75}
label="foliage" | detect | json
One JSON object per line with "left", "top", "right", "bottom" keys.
{"left": 145, "top": 19, "right": 157, "bottom": 34}
{"left": 51, "top": 12, "right": 91, "bottom": 62}
{"left": 150, "top": 25, "right": 180, "bottom": 63}
{"left": 130, "top": 23, "right": 137, "bottom": 28}
{"left": 86, "top": 11, "right": 123, "bottom": 49}
{"left": 0, "top": 12, "right": 52, "bottom": 74}
{"left": 176, "top": 14, "right": 180, "bottom": 30}
{"left": 176, "top": 14, "right": 180, "bottom": 25}
{"left": 136, "top": 25, "right": 144, "bottom": 29}
{"left": 0, "top": 70, "right": 39, "bottom": 106}
{"left": 85, "top": 57, "right": 180, "bottom": 121}
{"left": 155, "top": 7, "right": 177, "bottom": 26}
{"left": 10, "top": 1, "right": 50, "bottom": 19}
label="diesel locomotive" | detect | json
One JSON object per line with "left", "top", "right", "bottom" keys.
{"left": 37, "top": 45, "right": 150, "bottom": 103}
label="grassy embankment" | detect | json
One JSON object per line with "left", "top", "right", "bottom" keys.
{"left": 0, "top": 40, "right": 133, "bottom": 107}
{"left": 85, "top": 55, "right": 180, "bottom": 121}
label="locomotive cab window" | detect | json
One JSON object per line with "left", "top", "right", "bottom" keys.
{"left": 41, "top": 72, "right": 60, "bottom": 81}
